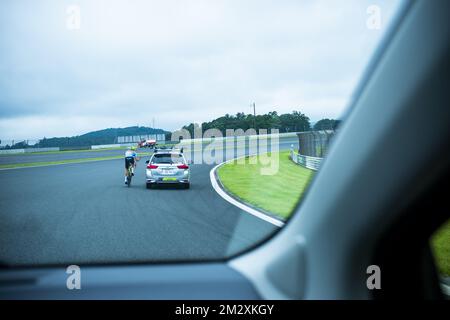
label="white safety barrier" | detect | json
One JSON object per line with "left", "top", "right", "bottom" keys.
{"left": 177, "top": 132, "right": 299, "bottom": 145}
{"left": 117, "top": 134, "right": 165, "bottom": 144}
{"left": 0, "top": 149, "right": 25, "bottom": 154}
{"left": 290, "top": 149, "right": 322, "bottom": 171}
{"left": 0, "top": 147, "right": 60, "bottom": 155}
{"left": 91, "top": 141, "right": 170, "bottom": 149}
{"left": 90, "top": 143, "right": 135, "bottom": 150}
{"left": 24, "top": 147, "right": 60, "bottom": 153}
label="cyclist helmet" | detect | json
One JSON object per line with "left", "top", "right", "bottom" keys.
{"left": 131, "top": 146, "right": 137, "bottom": 151}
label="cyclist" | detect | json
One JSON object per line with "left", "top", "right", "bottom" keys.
{"left": 124, "top": 146, "right": 139, "bottom": 184}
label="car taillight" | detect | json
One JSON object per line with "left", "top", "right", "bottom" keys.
{"left": 177, "top": 164, "right": 189, "bottom": 169}
{"left": 147, "top": 164, "right": 158, "bottom": 169}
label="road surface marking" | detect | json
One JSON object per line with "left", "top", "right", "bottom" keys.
{"left": 210, "top": 158, "right": 285, "bottom": 228}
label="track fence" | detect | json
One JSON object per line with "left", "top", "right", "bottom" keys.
{"left": 297, "top": 130, "right": 335, "bottom": 157}
{"left": 290, "top": 130, "right": 336, "bottom": 171}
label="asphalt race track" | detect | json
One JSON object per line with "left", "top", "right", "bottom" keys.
{"left": 0, "top": 137, "right": 298, "bottom": 266}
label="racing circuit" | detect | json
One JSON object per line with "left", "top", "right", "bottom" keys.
{"left": 0, "top": 136, "right": 298, "bottom": 266}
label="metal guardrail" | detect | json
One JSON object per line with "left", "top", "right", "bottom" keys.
{"left": 91, "top": 143, "right": 135, "bottom": 150}
{"left": 175, "top": 132, "right": 298, "bottom": 144}
{"left": 0, "top": 143, "right": 145, "bottom": 155}
{"left": 117, "top": 134, "right": 165, "bottom": 144}
{"left": 290, "top": 149, "right": 322, "bottom": 171}
{"left": 0, "top": 147, "right": 60, "bottom": 155}
{"left": 0, "top": 149, "right": 26, "bottom": 155}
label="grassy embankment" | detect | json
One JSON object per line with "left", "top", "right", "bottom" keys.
{"left": 217, "top": 150, "right": 314, "bottom": 219}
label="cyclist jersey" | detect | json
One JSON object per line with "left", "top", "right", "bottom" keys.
{"left": 125, "top": 150, "right": 137, "bottom": 158}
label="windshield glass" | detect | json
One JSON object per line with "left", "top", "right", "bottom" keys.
{"left": 0, "top": 0, "right": 404, "bottom": 267}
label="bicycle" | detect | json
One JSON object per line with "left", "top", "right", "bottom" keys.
{"left": 124, "top": 149, "right": 140, "bottom": 187}
{"left": 126, "top": 164, "right": 133, "bottom": 187}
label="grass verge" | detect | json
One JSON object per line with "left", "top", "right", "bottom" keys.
{"left": 0, "top": 147, "right": 126, "bottom": 156}
{"left": 217, "top": 150, "right": 314, "bottom": 219}
{"left": 0, "top": 156, "right": 122, "bottom": 169}
{"left": 431, "top": 218, "right": 450, "bottom": 277}
{"left": 0, "top": 152, "right": 153, "bottom": 170}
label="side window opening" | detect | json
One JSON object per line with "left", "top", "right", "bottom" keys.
{"left": 430, "top": 218, "right": 450, "bottom": 297}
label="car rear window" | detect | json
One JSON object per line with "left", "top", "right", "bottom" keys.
{"left": 152, "top": 154, "right": 184, "bottom": 164}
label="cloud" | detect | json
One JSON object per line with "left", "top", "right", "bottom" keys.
{"left": 0, "top": 0, "right": 403, "bottom": 139}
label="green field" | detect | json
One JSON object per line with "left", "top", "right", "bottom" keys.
{"left": 0, "top": 147, "right": 126, "bottom": 157}
{"left": 0, "top": 152, "right": 153, "bottom": 170}
{"left": 217, "top": 151, "right": 314, "bottom": 219}
{"left": 431, "top": 219, "right": 450, "bottom": 277}
{"left": 0, "top": 156, "right": 123, "bottom": 169}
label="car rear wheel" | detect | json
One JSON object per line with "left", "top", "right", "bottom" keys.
{"left": 146, "top": 183, "right": 153, "bottom": 189}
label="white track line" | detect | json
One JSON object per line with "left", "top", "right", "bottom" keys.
{"left": 210, "top": 159, "right": 285, "bottom": 228}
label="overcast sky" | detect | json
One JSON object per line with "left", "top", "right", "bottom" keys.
{"left": 0, "top": 0, "right": 402, "bottom": 139}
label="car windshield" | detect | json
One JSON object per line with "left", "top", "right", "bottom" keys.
{"left": 0, "top": 0, "right": 406, "bottom": 267}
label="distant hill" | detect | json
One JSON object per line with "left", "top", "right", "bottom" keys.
{"left": 20, "top": 126, "right": 169, "bottom": 149}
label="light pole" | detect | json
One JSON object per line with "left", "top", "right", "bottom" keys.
{"left": 252, "top": 102, "right": 257, "bottom": 133}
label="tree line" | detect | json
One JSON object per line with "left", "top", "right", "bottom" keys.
{"left": 3, "top": 113, "right": 341, "bottom": 149}
{"left": 180, "top": 111, "right": 340, "bottom": 137}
